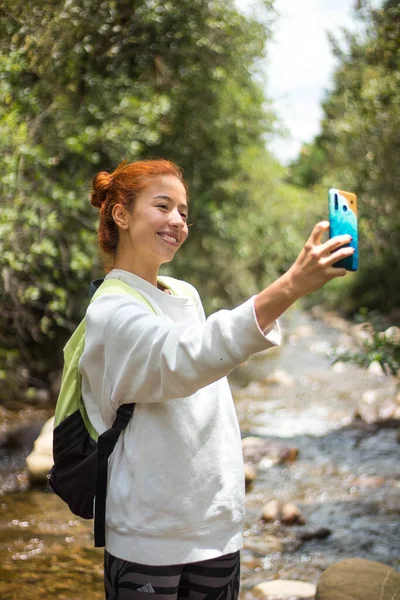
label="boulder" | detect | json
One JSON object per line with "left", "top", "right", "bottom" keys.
{"left": 316, "top": 558, "right": 400, "bottom": 600}
{"left": 26, "top": 416, "right": 54, "bottom": 483}
{"left": 252, "top": 579, "right": 316, "bottom": 599}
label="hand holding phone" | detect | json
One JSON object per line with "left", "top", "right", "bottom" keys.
{"left": 328, "top": 188, "right": 358, "bottom": 271}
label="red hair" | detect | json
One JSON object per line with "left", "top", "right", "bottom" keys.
{"left": 90, "top": 159, "right": 187, "bottom": 266}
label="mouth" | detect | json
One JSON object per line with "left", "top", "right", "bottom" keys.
{"left": 157, "top": 232, "right": 179, "bottom": 246}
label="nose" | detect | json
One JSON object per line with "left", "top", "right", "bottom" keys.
{"left": 169, "top": 208, "right": 186, "bottom": 228}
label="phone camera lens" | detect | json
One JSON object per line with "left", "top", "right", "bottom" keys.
{"left": 342, "top": 205, "right": 348, "bottom": 212}
{"left": 334, "top": 194, "right": 339, "bottom": 210}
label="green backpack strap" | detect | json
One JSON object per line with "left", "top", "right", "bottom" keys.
{"left": 91, "top": 278, "right": 156, "bottom": 311}
{"left": 157, "top": 276, "right": 197, "bottom": 303}
{"left": 54, "top": 279, "right": 155, "bottom": 439}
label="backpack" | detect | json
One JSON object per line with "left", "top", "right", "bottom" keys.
{"left": 48, "top": 276, "right": 194, "bottom": 548}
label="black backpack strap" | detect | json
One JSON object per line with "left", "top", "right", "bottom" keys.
{"left": 89, "top": 278, "right": 105, "bottom": 299}
{"left": 94, "top": 403, "right": 135, "bottom": 547}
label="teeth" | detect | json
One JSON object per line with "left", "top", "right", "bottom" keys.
{"left": 159, "top": 233, "right": 177, "bottom": 243}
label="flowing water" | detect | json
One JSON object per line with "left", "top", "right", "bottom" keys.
{"left": 0, "top": 308, "right": 399, "bottom": 599}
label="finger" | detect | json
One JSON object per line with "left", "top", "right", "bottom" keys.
{"left": 327, "top": 266, "right": 347, "bottom": 278}
{"left": 307, "top": 221, "right": 330, "bottom": 246}
{"left": 322, "top": 246, "right": 355, "bottom": 267}
{"left": 320, "top": 234, "right": 353, "bottom": 255}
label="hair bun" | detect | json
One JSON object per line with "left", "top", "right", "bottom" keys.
{"left": 90, "top": 171, "right": 113, "bottom": 208}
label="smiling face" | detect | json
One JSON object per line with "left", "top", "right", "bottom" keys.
{"left": 112, "top": 175, "right": 189, "bottom": 283}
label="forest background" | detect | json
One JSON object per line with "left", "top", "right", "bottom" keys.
{"left": 0, "top": 0, "right": 399, "bottom": 404}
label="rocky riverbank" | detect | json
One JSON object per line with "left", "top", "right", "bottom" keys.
{"left": 0, "top": 307, "right": 399, "bottom": 599}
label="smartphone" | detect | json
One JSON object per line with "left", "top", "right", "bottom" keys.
{"left": 328, "top": 188, "right": 358, "bottom": 271}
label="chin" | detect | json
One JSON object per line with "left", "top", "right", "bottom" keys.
{"left": 160, "top": 255, "right": 175, "bottom": 265}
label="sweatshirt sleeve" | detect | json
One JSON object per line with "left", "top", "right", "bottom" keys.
{"left": 87, "top": 293, "right": 280, "bottom": 406}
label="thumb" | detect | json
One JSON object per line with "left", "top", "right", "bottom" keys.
{"left": 307, "top": 221, "right": 330, "bottom": 246}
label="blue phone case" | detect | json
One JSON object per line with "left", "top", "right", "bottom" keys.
{"left": 329, "top": 188, "right": 358, "bottom": 271}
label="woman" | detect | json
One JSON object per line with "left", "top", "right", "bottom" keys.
{"left": 79, "top": 159, "right": 354, "bottom": 600}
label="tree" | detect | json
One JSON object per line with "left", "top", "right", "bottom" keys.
{"left": 0, "top": 0, "right": 287, "bottom": 399}
{"left": 289, "top": 0, "right": 400, "bottom": 315}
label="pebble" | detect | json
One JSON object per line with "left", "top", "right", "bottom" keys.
{"left": 244, "top": 463, "right": 258, "bottom": 488}
{"left": 266, "top": 369, "right": 296, "bottom": 388}
{"left": 356, "top": 388, "right": 400, "bottom": 424}
{"left": 26, "top": 387, "right": 51, "bottom": 406}
{"left": 299, "top": 527, "right": 331, "bottom": 541}
{"left": 243, "top": 534, "right": 284, "bottom": 555}
{"left": 368, "top": 360, "right": 385, "bottom": 376}
{"left": 293, "top": 325, "right": 315, "bottom": 338}
{"left": 242, "top": 437, "right": 299, "bottom": 466}
{"left": 261, "top": 500, "right": 306, "bottom": 525}
{"left": 384, "top": 325, "right": 400, "bottom": 343}
{"left": 252, "top": 579, "right": 316, "bottom": 599}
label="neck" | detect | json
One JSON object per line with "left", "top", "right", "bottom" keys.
{"left": 112, "top": 255, "right": 160, "bottom": 288}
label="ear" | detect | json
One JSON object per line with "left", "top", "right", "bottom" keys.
{"left": 112, "top": 203, "right": 128, "bottom": 229}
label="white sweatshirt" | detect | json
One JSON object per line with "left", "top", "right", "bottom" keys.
{"left": 79, "top": 269, "right": 280, "bottom": 565}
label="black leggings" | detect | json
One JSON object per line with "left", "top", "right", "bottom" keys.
{"left": 104, "top": 550, "right": 240, "bottom": 600}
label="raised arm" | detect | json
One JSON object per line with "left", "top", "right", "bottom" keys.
{"left": 255, "top": 221, "right": 353, "bottom": 331}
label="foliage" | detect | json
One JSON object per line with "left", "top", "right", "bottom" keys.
{"left": 289, "top": 0, "right": 400, "bottom": 315}
{"left": 171, "top": 147, "right": 320, "bottom": 310}
{"left": 332, "top": 315, "right": 400, "bottom": 378}
{"left": 1, "top": 0, "right": 312, "bottom": 399}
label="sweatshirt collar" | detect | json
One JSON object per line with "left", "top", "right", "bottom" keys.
{"left": 105, "top": 269, "right": 189, "bottom": 304}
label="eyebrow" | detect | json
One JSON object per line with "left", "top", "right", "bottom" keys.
{"left": 153, "top": 195, "right": 188, "bottom": 212}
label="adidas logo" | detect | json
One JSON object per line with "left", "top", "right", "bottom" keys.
{"left": 137, "top": 583, "right": 155, "bottom": 593}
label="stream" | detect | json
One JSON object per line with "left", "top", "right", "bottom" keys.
{"left": 0, "top": 307, "right": 399, "bottom": 599}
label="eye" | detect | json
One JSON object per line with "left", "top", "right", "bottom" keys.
{"left": 157, "top": 203, "right": 168, "bottom": 210}
{"left": 180, "top": 212, "right": 188, "bottom": 221}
